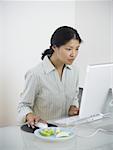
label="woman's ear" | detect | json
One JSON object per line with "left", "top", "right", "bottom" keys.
{"left": 52, "top": 45, "right": 57, "bottom": 52}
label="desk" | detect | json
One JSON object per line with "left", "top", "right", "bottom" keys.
{"left": 0, "top": 115, "right": 113, "bottom": 150}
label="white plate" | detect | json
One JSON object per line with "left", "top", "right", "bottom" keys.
{"left": 34, "top": 127, "right": 75, "bottom": 141}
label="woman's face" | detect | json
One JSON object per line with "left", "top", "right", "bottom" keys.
{"left": 53, "top": 39, "right": 80, "bottom": 65}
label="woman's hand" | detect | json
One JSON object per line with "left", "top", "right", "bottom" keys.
{"left": 26, "top": 113, "right": 47, "bottom": 128}
{"left": 68, "top": 105, "right": 79, "bottom": 116}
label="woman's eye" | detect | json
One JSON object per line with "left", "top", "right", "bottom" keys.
{"left": 66, "top": 48, "right": 79, "bottom": 51}
{"left": 66, "top": 48, "right": 72, "bottom": 51}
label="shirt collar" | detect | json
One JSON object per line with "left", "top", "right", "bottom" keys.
{"left": 65, "top": 64, "right": 72, "bottom": 70}
{"left": 42, "top": 56, "right": 72, "bottom": 74}
{"left": 43, "top": 56, "right": 55, "bottom": 74}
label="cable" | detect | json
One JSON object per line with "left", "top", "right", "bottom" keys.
{"left": 73, "top": 128, "right": 113, "bottom": 138}
{"left": 100, "top": 128, "right": 113, "bottom": 135}
{"left": 102, "top": 112, "right": 112, "bottom": 118}
{"left": 74, "top": 128, "right": 102, "bottom": 138}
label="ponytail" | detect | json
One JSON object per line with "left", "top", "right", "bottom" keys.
{"left": 41, "top": 47, "right": 54, "bottom": 60}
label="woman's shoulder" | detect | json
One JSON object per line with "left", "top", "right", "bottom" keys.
{"left": 25, "top": 61, "right": 44, "bottom": 78}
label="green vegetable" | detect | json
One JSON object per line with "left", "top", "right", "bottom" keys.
{"left": 39, "top": 128, "right": 54, "bottom": 136}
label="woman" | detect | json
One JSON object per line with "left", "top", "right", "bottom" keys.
{"left": 18, "top": 26, "right": 82, "bottom": 128}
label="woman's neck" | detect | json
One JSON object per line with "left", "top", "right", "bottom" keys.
{"left": 50, "top": 55, "right": 64, "bottom": 70}
{"left": 50, "top": 55, "right": 65, "bottom": 80}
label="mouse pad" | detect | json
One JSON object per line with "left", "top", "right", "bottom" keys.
{"left": 21, "top": 123, "right": 57, "bottom": 133}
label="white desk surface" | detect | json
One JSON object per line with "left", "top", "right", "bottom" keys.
{"left": 0, "top": 115, "right": 113, "bottom": 150}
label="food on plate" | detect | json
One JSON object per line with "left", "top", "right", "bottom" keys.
{"left": 55, "top": 128, "right": 61, "bottom": 134}
{"left": 56, "top": 131, "right": 70, "bottom": 138}
{"left": 39, "top": 128, "right": 54, "bottom": 136}
{"left": 39, "top": 127, "right": 71, "bottom": 138}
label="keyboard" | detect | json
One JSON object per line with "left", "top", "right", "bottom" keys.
{"left": 54, "top": 113, "right": 104, "bottom": 126}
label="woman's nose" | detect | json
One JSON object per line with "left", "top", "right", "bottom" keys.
{"left": 71, "top": 49, "right": 77, "bottom": 57}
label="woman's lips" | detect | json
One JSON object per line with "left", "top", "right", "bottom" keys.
{"left": 68, "top": 59, "right": 74, "bottom": 62}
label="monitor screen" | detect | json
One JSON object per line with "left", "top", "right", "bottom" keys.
{"left": 79, "top": 63, "right": 113, "bottom": 118}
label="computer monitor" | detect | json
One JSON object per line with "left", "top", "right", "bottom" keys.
{"left": 79, "top": 62, "right": 113, "bottom": 118}
{"left": 54, "top": 63, "right": 113, "bottom": 125}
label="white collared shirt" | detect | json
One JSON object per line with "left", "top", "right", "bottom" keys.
{"left": 17, "top": 56, "right": 79, "bottom": 123}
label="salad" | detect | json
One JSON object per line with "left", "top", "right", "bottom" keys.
{"left": 39, "top": 127, "right": 71, "bottom": 138}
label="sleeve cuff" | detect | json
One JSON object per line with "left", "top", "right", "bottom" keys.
{"left": 72, "top": 100, "right": 79, "bottom": 108}
{"left": 17, "top": 107, "right": 33, "bottom": 124}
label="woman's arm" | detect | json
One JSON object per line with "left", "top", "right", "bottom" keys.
{"left": 17, "top": 70, "right": 39, "bottom": 124}
{"left": 68, "top": 68, "right": 80, "bottom": 116}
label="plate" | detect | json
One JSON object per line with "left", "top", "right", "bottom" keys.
{"left": 34, "top": 127, "right": 75, "bottom": 141}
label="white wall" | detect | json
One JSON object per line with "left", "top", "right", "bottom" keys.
{"left": 75, "top": 0, "right": 113, "bottom": 85}
{"left": 0, "top": 3, "right": 4, "bottom": 124}
{"left": 0, "top": 0, "right": 113, "bottom": 124}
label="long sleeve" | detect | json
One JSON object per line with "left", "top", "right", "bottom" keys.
{"left": 72, "top": 68, "right": 80, "bottom": 108}
{"left": 72, "top": 85, "right": 79, "bottom": 108}
{"left": 17, "top": 71, "right": 38, "bottom": 124}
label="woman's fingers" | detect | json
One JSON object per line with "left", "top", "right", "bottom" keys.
{"left": 27, "top": 118, "right": 35, "bottom": 128}
{"left": 26, "top": 113, "right": 39, "bottom": 128}
{"left": 68, "top": 106, "right": 79, "bottom": 116}
{"left": 73, "top": 109, "right": 79, "bottom": 115}
{"left": 26, "top": 113, "right": 47, "bottom": 128}
{"left": 73, "top": 107, "right": 79, "bottom": 115}
{"left": 34, "top": 116, "right": 41, "bottom": 123}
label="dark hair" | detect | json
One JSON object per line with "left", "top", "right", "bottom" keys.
{"left": 41, "top": 26, "right": 82, "bottom": 60}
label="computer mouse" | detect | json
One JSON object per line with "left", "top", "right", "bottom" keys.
{"left": 35, "top": 122, "right": 48, "bottom": 129}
